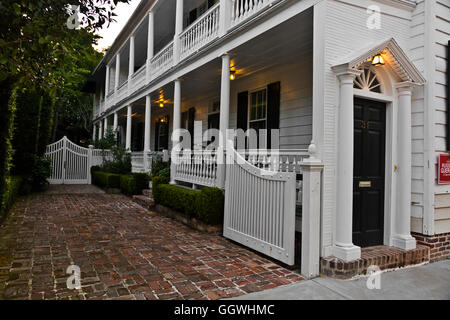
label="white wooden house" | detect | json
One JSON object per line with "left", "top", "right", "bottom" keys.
{"left": 84, "top": 0, "right": 450, "bottom": 276}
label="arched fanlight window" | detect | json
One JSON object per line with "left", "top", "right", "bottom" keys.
{"left": 353, "top": 68, "right": 382, "bottom": 93}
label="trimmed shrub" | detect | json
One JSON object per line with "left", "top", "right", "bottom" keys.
{"left": 107, "top": 173, "right": 121, "bottom": 189}
{"left": 157, "top": 184, "right": 198, "bottom": 217}
{"left": 153, "top": 180, "right": 224, "bottom": 225}
{"left": 133, "top": 172, "right": 150, "bottom": 193}
{"left": 0, "top": 176, "right": 22, "bottom": 222}
{"left": 152, "top": 176, "right": 170, "bottom": 201}
{"left": 90, "top": 165, "right": 101, "bottom": 176}
{"left": 196, "top": 187, "right": 224, "bottom": 225}
{"left": 92, "top": 171, "right": 121, "bottom": 189}
{"left": 120, "top": 175, "right": 136, "bottom": 196}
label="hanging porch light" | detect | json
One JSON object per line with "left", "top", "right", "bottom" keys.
{"left": 230, "top": 70, "right": 236, "bottom": 81}
{"left": 372, "top": 54, "right": 385, "bottom": 66}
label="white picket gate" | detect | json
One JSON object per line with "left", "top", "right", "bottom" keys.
{"left": 45, "top": 136, "right": 110, "bottom": 185}
{"left": 223, "top": 147, "right": 297, "bottom": 265}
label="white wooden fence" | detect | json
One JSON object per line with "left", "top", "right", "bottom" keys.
{"left": 223, "top": 147, "right": 297, "bottom": 265}
{"left": 45, "top": 136, "right": 112, "bottom": 185}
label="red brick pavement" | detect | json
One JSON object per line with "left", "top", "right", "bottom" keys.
{"left": 0, "top": 188, "right": 303, "bottom": 300}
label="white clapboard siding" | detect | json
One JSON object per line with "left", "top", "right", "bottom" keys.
{"left": 321, "top": 0, "right": 414, "bottom": 251}
{"left": 431, "top": 0, "right": 450, "bottom": 233}
{"left": 223, "top": 147, "right": 297, "bottom": 265}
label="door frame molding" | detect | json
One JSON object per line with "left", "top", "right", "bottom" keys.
{"left": 353, "top": 65, "right": 396, "bottom": 247}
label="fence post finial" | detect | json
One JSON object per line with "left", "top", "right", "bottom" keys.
{"left": 308, "top": 140, "right": 317, "bottom": 160}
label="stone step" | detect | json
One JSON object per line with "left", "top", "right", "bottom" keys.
{"left": 142, "top": 189, "right": 153, "bottom": 198}
{"left": 132, "top": 195, "right": 155, "bottom": 210}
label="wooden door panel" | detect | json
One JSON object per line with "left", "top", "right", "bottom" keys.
{"left": 353, "top": 98, "right": 386, "bottom": 247}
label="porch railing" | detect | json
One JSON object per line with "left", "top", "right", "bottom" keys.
{"left": 180, "top": 3, "right": 220, "bottom": 60}
{"left": 173, "top": 150, "right": 218, "bottom": 187}
{"left": 116, "top": 80, "right": 128, "bottom": 104}
{"left": 131, "top": 64, "right": 147, "bottom": 93}
{"left": 130, "top": 151, "right": 167, "bottom": 173}
{"left": 151, "top": 41, "right": 174, "bottom": 78}
{"left": 231, "top": 0, "right": 276, "bottom": 27}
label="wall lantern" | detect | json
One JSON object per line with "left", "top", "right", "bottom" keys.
{"left": 159, "top": 102, "right": 164, "bottom": 108}
{"left": 372, "top": 54, "right": 385, "bottom": 66}
{"left": 230, "top": 70, "right": 236, "bottom": 81}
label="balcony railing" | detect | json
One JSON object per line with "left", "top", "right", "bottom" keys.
{"left": 95, "top": 0, "right": 283, "bottom": 118}
{"left": 231, "top": 0, "right": 275, "bottom": 27}
{"left": 180, "top": 3, "right": 220, "bottom": 60}
{"left": 151, "top": 41, "right": 174, "bottom": 78}
{"left": 116, "top": 80, "right": 128, "bottom": 103}
{"left": 131, "top": 65, "right": 147, "bottom": 93}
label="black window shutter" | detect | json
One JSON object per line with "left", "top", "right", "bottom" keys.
{"left": 188, "top": 107, "right": 195, "bottom": 149}
{"left": 189, "top": 9, "right": 197, "bottom": 25}
{"left": 267, "top": 82, "right": 281, "bottom": 149}
{"left": 237, "top": 91, "right": 249, "bottom": 131}
{"left": 155, "top": 120, "right": 160, "bottom": 151}
{"left": 164, "top": 115, "right": 170, "bottom": 150}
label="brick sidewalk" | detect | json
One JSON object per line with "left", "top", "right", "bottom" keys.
{"left": 0, "top": 188, "right": 303, "bottom": 300}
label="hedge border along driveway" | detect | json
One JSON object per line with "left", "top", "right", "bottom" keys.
{"left": 0, "top": 185, "right": 304, "bottom": 300}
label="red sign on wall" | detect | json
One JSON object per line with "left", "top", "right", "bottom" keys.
{"left": 438, "top": 154, "right": 450, "bottom": 184}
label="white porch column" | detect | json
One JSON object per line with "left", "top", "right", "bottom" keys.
{"left": 126, "top": 105, "right": 132, "bottom": 151}
{"left": 113, "top": 112, "right": 118, "bottom": 141}
{"left": 104, "top": 117, "right": 108, "bottom": 138}
{"left": 98, "top": 120, "right": 103, "bottom": 140}
{"left": 115, "top": 54, "right": 121, "bottom": 92}
{"left": 217, "top": 54, "right": 231, "bottom": 189}
{"left": 173, "top": 0, "right": 184, "bottom": 65}
{"left": 92, "top": 123, "right": 97, "bottom": 141}
{"left": 144, "top": 95, "right": 152, "bottom": 152}
{"left": 105, "top": 65, "right": 110, "bottom": 96}
{"left": 393, "top": 82, "right": 417, "bottom": 250}
{"left": 300, "top": 142, "right": 323, "bottom": 278}
{"left": 171, "top": 79, "right": 182, "bottom": 184}
{"left": 128, "top": 36, "right": 135, "bottom": 91}
{"left": 144, "top": 94, "right": 152, "bottom": 171}
{"left": 219, "top": 0, "right": 232, "bottom": 37}
{"left": 146, "top": 11, "right": 154, "bottom": 82}
{"left": 113, "top": 112, "right": 118, "bottom": 132}
{"left": 332, "top": 65, "right": 362, "bottom": 262}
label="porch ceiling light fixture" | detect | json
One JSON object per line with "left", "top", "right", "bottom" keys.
{"left": 372, "top": 54, "right": 385, "bottom": 66}
{"left": 159, "top": 102, "right": 164, "bottom": 108}
{"left": 230, "top": 70, "right": 236, "bottom": 81}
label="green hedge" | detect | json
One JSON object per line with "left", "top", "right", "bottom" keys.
{"left": 92, "top": 170, "right": 149, "bottom": 196}
{"left": 120, "top": 175, "right": 136, "bottom": 196}
{"left": 153, "top": 180, "right": 224, "bottom": 225}
{"left": 0, "top": 176, "right": 22, "bottom": 222}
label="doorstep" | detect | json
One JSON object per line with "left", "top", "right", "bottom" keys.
{"left": 320, "top": 245, "right": 430, "bottom": 279}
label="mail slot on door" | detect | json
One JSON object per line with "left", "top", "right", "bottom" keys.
{"left": 359, "top": 181, "right": 371, "bottom": 188}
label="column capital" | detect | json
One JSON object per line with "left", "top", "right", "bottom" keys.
{"left": 395, "top": 81, "right": 417, "bottom": 95}
{"left": 332, "top": 64, "right": 363, "bottom": 79}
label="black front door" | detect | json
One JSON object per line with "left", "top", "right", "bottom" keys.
{"left": 353, "top": 98, "right": 386, "bottom": 247}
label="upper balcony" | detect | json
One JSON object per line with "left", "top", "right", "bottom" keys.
{"left": 92, "top": 0, "right": 283, "bottom": 118}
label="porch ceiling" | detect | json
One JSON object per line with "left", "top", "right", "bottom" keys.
{"left": 180, "top": 7, "right": 314, "bottom": 100}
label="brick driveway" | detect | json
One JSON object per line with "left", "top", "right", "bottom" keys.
{"left": 0, "top": 186, "right": 303, "bottom": 300}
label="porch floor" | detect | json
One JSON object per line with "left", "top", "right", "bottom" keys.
{"left": 0, "top": 186, "right": 303, "bottom": 300}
